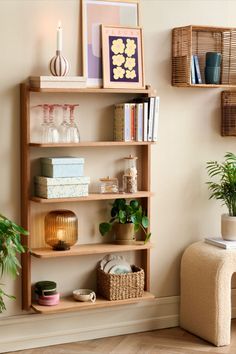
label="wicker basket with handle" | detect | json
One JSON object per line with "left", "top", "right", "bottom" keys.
{"left": 97, "top": 265, "right": 145, "bottom": 301}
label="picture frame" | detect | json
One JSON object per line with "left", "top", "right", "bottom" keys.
{"left": 82, "top": 0, "right": 140, "bottom": 87}
{"left": 102, "top": 25, "right": 145, "bottom": 89}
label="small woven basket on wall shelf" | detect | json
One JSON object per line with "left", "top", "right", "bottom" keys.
{"left": 221, "top": 91, "right": 236, "bottom": 136}
{"left": 172, "top": 25, "right": 236, "bottom": 86}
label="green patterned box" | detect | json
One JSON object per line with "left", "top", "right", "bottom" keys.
{"left": 35, "top": 176, "right": 90, "bottom": 199}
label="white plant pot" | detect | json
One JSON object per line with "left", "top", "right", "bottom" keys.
{"left": 221, "top": 214, "right": 236, "bottom": 241}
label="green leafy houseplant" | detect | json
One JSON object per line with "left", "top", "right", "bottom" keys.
{"left": 0, "top": 214, "right": 28, "bottom": 312}
{"left": 99, "top": 199, "right": 151, "bottom": 243}
{"left": 206, "top": 152, "right": 236, "bottom": 216}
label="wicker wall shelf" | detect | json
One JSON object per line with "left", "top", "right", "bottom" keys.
{"left": 172, "top": 25, "right": 236, "bottom": 87}
{"left": 221, "top": 91, "right": 236, "bottom": 136}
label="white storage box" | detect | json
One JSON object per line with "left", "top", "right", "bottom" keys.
{"left": 41, "top": 157, "right": 84, "bottom": 178}
{"left": 35, "top": 176, "right": 90, "bottom": 199}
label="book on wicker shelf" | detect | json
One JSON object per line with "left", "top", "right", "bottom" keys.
{"left": 193, "top": 55, "right": 202, "bottom": 84}
{"left": 205, "top": 237, "right": 236, "bottom": 249}
{"left": 114, "top": 97, "right": 160, "bottom": 142}
{"left": 191, "top": 55, "right": 196, "bottom": 84}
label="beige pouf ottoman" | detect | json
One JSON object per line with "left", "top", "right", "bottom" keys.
{"left": 180, "top": 241, "right": 236, "bottom": 346}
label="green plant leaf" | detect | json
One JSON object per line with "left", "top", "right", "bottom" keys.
{"left": 144, "top": 232, "right": 151, "bottom": 244}
{"left": 142, "top": 216, "right": 149, "bottom": 228}
{"left": 134, "top": 223, "right": 140, "bottom": 233}
{"left": 118, "top": 210, "right": 126, "bottom": 223}
{"left": 206, "top": 152, "right": 236, "bottom": 216}
{"left": 99, "top": 222, "right": 112, "bottom": 236}
{"left": 111, "top": 207, "right": 118, "bottom": 218}
{"left": 130, "top": 200, "right": 139, "bottom": 211}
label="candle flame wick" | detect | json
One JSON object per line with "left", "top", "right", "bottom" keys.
{"left": 58, "top": 20, "right": 62, "bottom": 29}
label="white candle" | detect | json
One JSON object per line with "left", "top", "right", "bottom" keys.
{"left": 57, "top": 21, "right": 62, "bottom": 51}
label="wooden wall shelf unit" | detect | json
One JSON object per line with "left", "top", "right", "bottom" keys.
{"left": 172, "top": 25, "right": 236, "bottom": 87}
{"left": 20, "top": 82, "right": 155, "bottom": 313}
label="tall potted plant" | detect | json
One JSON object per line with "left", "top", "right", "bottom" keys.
{"left": 206, "top": 152, "right": 236, "bottom": 240}
{"left": 99, "top": 199, "right": 151, "bottom": 244}
{"left": 0, "top": 214, "right": 28, "bottom": 312}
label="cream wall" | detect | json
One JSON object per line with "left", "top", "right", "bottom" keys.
{"left": 0, "top": 0, "right": 236, "bottom": 348}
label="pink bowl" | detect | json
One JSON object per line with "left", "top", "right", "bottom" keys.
{"left": 38, "top": 292, "right": 60, "bottom": 306}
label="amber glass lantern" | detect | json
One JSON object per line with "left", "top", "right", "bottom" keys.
{"left": 44, "top": 210, "right": 78, "bottom": 251}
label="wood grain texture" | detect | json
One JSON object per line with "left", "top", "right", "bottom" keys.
{"left": 29, "top": 141, "right": 155, "bottom": 147}
{"left": 31, "top": 242, "right": 153, "bottom": 258}
{"left": 20, "top": 84, "right": 31, "bottom": 311}
{"left": 29, "top": 86, "right": 152, "bottom": 94}
{"left": 31, "top": 292, "right": 155, "bottom": 314}
{"left": 31, "top": 192, "right": 153, "bottom": 203}
{"left": 7, "top": 320, "right": 236, "bottom": 353}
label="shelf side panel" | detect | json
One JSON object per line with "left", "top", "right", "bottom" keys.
{"left": 140, "top": 145, "right": 151, "bottom": 291}
{"left": 20, "top": 84, "right": 31, "bottom": 310}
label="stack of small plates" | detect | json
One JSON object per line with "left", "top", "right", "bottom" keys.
{"left": 99, "top": 254, "right": 132, "bottom": 274}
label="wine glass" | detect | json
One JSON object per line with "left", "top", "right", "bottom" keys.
{"left": 32, "top": 104, "right": 50, "bottom": 143}
{"left": 66, "top": 104, "right": 80, "bottom": 143}
{"left": 47, "top": 104, "right": 60, "bottom": 143}
{"left": 58, "top": 104, "right": 69, "bottom": 143}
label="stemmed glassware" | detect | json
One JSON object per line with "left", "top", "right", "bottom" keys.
{"left": 66, "top": 104, "right": 80, "bottom": 143}
{"left": 58, "top": 104, "right": 69, "bottom": 143}
{"left": 47, "top": 104, "right": 60, "bottom": 143}
{"left": 32, "top": 103, "right": 80, "bottom": 143}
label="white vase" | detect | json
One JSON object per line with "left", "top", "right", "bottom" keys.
{"left": 221, "top": 214, "right": 236, "bottom": 240}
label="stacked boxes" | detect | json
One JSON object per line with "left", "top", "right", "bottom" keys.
{"left": 35, "top": 157, "right": 90, "bottom": 199}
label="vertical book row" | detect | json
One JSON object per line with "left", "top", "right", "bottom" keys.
{"left": 114, "top": 96, "right": 160, "bottom": 142}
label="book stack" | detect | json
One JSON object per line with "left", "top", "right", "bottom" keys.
{"left": 205, "top": 237, "right": 236, "bottom": 249}
{"left": 29, "top": 76, "right": 86, "bottom": 89}
{"left": 35, "top": 157, "right": 90, "bottom": 199}
{"left": 113, "top": 96, "right": 160, "bottom": 142}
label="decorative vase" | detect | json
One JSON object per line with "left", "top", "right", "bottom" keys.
{"left": 114, "top": 223, "right": 135, "bottom": 245}
{"left": 221, "top": 214, "right": 236, "bottom": 240}
{"left": 49, "top": 50, "right": 69, "bottom": 76}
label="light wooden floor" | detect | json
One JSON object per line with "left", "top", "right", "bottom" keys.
{"left": 8, "top": 320, "right": 236, "bottom": 354}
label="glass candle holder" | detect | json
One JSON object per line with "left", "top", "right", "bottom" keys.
{"left": 124, "top": 155, "right": 138, "bottom": 177}
{"left": 100, "top": 176, "right": 119, "bottom": 194}
{"left": 44, "top": 210, "right": 78, "bottom": 251}
{"left": 123, "top": 155, "right": 138, "bottom": 193}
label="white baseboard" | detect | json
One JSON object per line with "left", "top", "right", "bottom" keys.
{"left": 0, "top": 296, "right": 179, "bottom": 353}
{"left": 1, "top": 289, "right": 236, "bottom": 353}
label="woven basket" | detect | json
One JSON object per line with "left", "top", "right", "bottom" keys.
{"left": 97, "top": 265, "right": 145, "bottom": 301}
{"left": 172, "top": 25, "right": 236, "bottom": 86}
{"left": 221, "top": 91, "right": 236, "bottom": 136}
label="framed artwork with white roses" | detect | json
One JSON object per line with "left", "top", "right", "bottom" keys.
{"left": 102, "top": 25, "right": 145, "bottom": 89}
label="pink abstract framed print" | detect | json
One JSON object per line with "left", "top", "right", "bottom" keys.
{"left": 102, "top": 25, "right": 145, "bottom": 89}
{"left": 82, "top": 0, "right": 139, "bottom": 87}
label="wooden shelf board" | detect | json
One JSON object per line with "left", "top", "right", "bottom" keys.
{"left": 29, "top": 86, "right": 152, "bottom": 94}
{"left": 29, "top": 141, "right": 155, "bottom": 148}
{"left": 31, "top": 191, "right": 153, "bottom": 203}
{"left": 31, "top": 242, "right": 153, "bottom": 258}
{"left": 31, "top": 292, "right": 155, "bottom": 314}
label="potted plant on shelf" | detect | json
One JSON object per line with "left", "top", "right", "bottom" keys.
{"left": 99, "top": 199, "right": 151, "bottom": 244}
{"left": 0, "top": 214, "right": 28, "bottom": 312}
{"left": 206, "top": 152, "right": 236, "bottom": 240}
